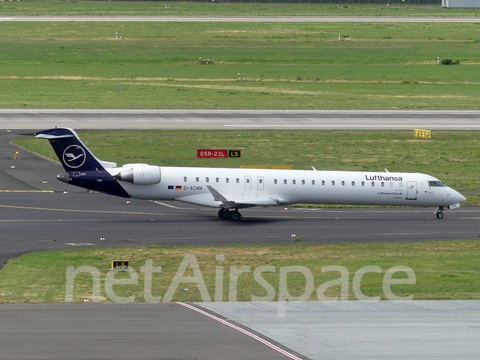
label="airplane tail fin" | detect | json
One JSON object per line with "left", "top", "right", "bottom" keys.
{"left": 35, "top": 128, "right": 116, "bottom": 172}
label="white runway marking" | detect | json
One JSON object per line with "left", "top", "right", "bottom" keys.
{"left": 177, "top": 302, "right": 304, "bottom": 360}
{"left": 2, "top": 16, "right": 480, "bottom": 23}
{"left": 152, "top": 200, "right": 189, "bottom": 209}
{"left": 225, "top": 124, "right": 480, "bottom": 129}
{"left": 64, "top": 242, "right": 96, "bottom": 246}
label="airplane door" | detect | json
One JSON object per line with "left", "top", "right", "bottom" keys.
{"left": 257, "top": 176, "right": 264, "bottom": 191}
{"left": 245, "top": 176, "right": 251, "bottom": 191}
{"left": 407, "top": 181, "right": 417, "bottom": 200}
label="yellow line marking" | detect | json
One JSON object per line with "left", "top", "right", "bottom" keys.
{"left": 0, "top": 190, "right": 54, "bottom": 193}
{"left": 0, "top": 204, "right": 196, "bottom": 217}
{"left": 0, "top": 220, "right": 113, "bottom": 223}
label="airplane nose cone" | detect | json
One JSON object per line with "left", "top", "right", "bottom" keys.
{"left": 459, "top": 194, "right": 467, "bottom": 203}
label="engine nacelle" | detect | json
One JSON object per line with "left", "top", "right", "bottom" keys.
{"left": 115, "top": 166, "right": 161, "bottom": 185}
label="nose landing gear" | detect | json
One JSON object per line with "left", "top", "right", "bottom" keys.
{"left": 434, "top": 206, "right": 444, "bottom": 219}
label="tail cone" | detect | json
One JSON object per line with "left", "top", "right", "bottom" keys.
{"left": 57, "top": 173, "right": 70, "bottom": 184}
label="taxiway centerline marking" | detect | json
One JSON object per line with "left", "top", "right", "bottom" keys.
{"left": 152, "top": 200, "right": 187, "bottom": 209}
{"left": 0, "top": 190, "right": 54, "bottom": 193}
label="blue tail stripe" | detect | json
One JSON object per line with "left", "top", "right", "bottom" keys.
{"left": 36, "top": 128, "right": 131, "bottom": 199}
{"left": 36, "top": 128, "right": 105, "bottom": 173}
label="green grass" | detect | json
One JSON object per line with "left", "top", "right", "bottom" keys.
{"left": 1, "top": 22, "right": 480, "bottom": 109}
{"left": 0, "top": 242, "right": 479, "bottom": 303}
{"left": 14, "top": 130, "right": 480, "bottom": 198}
{"left": 1, "top": 1, "right": 479, "bottom": 17}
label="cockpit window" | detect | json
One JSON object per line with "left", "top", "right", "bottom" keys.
{"left": 428, "top": 181, "right": 446, "bottom": 187}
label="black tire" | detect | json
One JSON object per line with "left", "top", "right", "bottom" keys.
{"left": 436, "top": 211, "right": 444, "bottom": 219}
{"left": 229, "top": 211, "right": 241, "bottom": 221}
{"left": 218, "top": 209, "right": 230, "bottom": 220}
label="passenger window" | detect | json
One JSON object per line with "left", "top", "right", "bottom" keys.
{"left": 236, "top": 178, "right": 239, "bottom": 183}
{"left": 302, "top": 180, "right": 305, "bottom": 185}
{"left": 196, "top": 177, "right": 199, "bottom": 182}
{"left": 332, "top": 181, "right": 335, "bottom": 186}
{"left": 312, "top": 180, "right": 316, "bottom": 185}
{"left": 352, "top": 181, "right": 355, "bottom": 186}
{"left": 371, "top": 182, "right": 375, "bottom": 187}
{"left": 361, "top": 181, "right": 365, "bottom": 186}
{"left": 322, "top": 180, "right": 325, "bottom": 185}
{"left": 259, "top": 179, "right": 263, "bottom": 184}
{"left": 246, "top": 178, "right": 250, "bottom": 183}
{"left": 284, "top": 179, "right": 287, "bottom": 184}
{"left": 206, "top": 177, "right": 209, "bottom": 183}
{"left": 381, "top": 182, "right": 385, "bottom": 187}
{"left": 216, "top": 177, "right": 219, "bottom": 183}
{"left": 226, "top": 178, "right": 229, "bottom": 183}
{"left": 341, "top": 181, "right": 345, "bottom": 186}
{"left": 184, "top": 176, "right": 187, "bottom": 182}
{"left": 293, "top": 179, "right": 296, "bottom": 185}
{"left": 274, "top": 179, "right": 277, "bottom": 184}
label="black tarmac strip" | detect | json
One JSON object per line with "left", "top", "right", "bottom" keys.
{"left": 0, "top": 303, "right": 305, "bottom": 360}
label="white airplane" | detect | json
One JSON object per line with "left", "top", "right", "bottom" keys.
{"left": 36, "top": 128, "right": 466, "bottom": 221}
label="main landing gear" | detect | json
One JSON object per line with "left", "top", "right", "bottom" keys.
{"left": 218, "top": 208, "right": 242, "bottom": 222}
{"left": 434, "top": 206, "right": 444, "bottom": 219}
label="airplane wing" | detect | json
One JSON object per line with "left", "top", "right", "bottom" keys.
{"left": 206, "top": 185, "right": 279, "bottom": 208}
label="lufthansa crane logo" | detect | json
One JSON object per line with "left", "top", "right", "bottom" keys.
{"left": 62, "top": 145, "right": 86, "bottom": 169}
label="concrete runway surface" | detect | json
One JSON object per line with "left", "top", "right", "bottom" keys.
{"left": 200, "top": 300, "right": 480, "bottom": 360}
{"left": 1, "top": 16, "right": 479, "bottom": 23}
{"left": 1, "top": 123, "right": 479, "bottom": 360}
{"left": 1, "top": 109, "right": 480, "bottom": 130}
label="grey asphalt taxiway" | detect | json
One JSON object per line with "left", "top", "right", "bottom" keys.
{"left": 2, "top": 127, "right": 480, "bottom": 360}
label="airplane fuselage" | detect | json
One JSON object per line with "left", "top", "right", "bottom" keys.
{"left": 71, "top": 166, "right": 465, "bottom": 209}
{"left": 37, "top": 127, "right": 466, "bottom": 222}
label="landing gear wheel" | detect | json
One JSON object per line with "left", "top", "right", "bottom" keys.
{"left": 229, "top": 211, "right": 241, "bottom": 222}
{"left": 218, "top": 209, "right": 230, "bottom": 220}
{"left": 436, "top": 211, "right": 444, "bottom": 219}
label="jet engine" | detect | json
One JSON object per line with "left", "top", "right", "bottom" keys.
{"left": 114, "top": 166, "right": 161, "bottom": 185}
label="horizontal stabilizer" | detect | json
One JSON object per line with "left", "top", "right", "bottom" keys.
{"left": 99, "top": 160, "right": 117, "bottom": 169}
